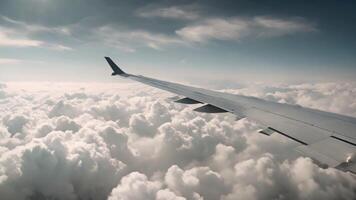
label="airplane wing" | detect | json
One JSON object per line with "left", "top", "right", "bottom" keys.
{"left": 105, "top": 57, "right": 356, "bottom": 174}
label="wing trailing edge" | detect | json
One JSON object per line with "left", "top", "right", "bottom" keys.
{"left": 194, "top": 104, "right": 229, "bottom": 113}
{"left": 175, "top": 97, "right": 202, "bottom": 104}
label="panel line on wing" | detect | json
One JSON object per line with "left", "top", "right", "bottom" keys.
{"left": 331, "top": 136, "right": 356, "bottom": 146}
{"left": 268, "top": 127, "right": 308, "bottom": 145}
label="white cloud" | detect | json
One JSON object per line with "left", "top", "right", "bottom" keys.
{"left": 95, "top": 26, "right": 185, "bottom": 52}
{"left": 253, "top": 16, "right": 317, "bottom": 37}
{"left": 176, "top": 16, "right": 316, "bottom": 42}
{"left": 0, "top": 16, "right": 72, "bottom": 50}
{"left": 165, "top": 165, "right": 226, "bottom": 200}
{"left": 138, "top": 6, "right": 200, "bottom": 20}
{"left": 176, "top": 18, "right": 250, "bottom": 42}
{"left": 2, "top": 114, "right": 28, "bottom": 135}
{"left": 0, "top": 58, "right": 22, "bottom": 65}
{"left": 48, "top": 100, "right": 80, "bottom": 118}
{"left": 55, "top": 116, "right": 81, "bottom": 133}
{"left": 0, "top": 82, "right": 355, "bottom": 200}
{"left": 1, "top": 16, "right": 71, "bottom": 36}
{"left": 0, "top": 28, "right": 43, "bottom": 47}
{"left": 156, "top": 189, "right": 186, "bottom": 200}
{"left": 0, "top": 26, "right": 72, "bottom": 50}
{"left": 0, "top": 14, "right": 316, "bottom": 52}
{"left": 47, "top": 44, "right": 74, "bottom": 51}
{"left": 108, "top": 172, "right": 162, "bottom": 200}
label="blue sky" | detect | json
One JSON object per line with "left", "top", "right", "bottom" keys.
{"left": 0, "top": 0, "right": 355, "bottom": 83}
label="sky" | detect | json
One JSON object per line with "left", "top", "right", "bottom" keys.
{"left": 0, "top": 0, "right": 356, "bottom": 83}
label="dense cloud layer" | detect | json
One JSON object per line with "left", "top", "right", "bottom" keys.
{"left": 0, "top": 82, "right": 355, "bottom": 200}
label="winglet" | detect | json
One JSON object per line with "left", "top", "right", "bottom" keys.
{"left": 104, "top": 57, "right": 127, "bottom": 76}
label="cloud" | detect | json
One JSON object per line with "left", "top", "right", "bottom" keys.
{"left": 0, "top": 58, "right": 22, "bottom": 65}
{"left": 81, "top": 8, "right": 316, "bottom": 51}
{"left": 165, "top": 165, "right": 226, "bottom": 200}
{"left": 0, "top": 16, "right": 72, "bottom": 50}
{"left": 156, "top": 189, "right": 186, "bottom": 200}
{"left": 253, "top": 16, "right": 317, "bottom": 37}
{"left": 222, "top": 82, "right": 356, "bottom": 117}
{"left": 94, "top": 26, "right": 185, "bottom": 51}
{"left": 176, "top": 16, "right": 316, "bottom": 42}
{"left": 55, "top": 116, "right": 81, "bottom": 133}
{"left": 47, "top": 44, "right": 73, "bottom": 51}
{"left": 0, "top": 27, "right": 43, "bottom": 47}
{"left": 137, "top": 6, "right": 200, "bottom": 20}
{"left": 0, "top": 82, "right": 355, "bottom": 200}
{"left": 223, "top": 155, "right": 356, "bottom": 200}
{"left": 2, "top": 114, "right": 28, "bottom": 135}
{"left": 1, "top": 16, "right": 71, "bottom": 36}
{"left": 0, "top": 58, "right": 46, "bottom": 68}
{"left": 0, "top": 26, "right": 72, "bottom": 50}
{"left": 48, "top": 100, "right": 80, "bottom": 118}
{"left": 108, "top": 172, "right": 162, "bottom": 200}
{"left": 0, "top": 12, "right": 316, "bottom": 52}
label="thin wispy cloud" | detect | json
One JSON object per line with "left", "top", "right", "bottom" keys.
{"left": 0, "top": 58, "right": 45, "bottom": 66}
{"left": 1, "top": 16, "right": 71, "bottom": 35}
{"left": 254, "top": 17, "right": 317, "bottom": 37}
{"left": 0, "top": 58, "right": 22, "bottom": 65}
{"left": 0, "top": 16, "right": 72, "bottom": 50}
{"left": 94, "top": 25, "right": 186, "bottom": 52}
{"left": 176, "top": 16, "right": 317, "bottom": 43}
{"left": 0, "top": 27, "right": 43, "bottom": 47}
{"left": 92, "top": 15, "right": 316, "bottom": 51}
{"left": 0, "top": 10, "right": 316, "bottom": 53}
{"left": 137, "top": 5, "right": 200, "bottom": 20}
{"left": 46, "top": 44, "right": 73, "bottom": 51}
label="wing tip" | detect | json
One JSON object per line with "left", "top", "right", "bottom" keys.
{"left": 104, "top": 57, "right": 127, "bottom": 76}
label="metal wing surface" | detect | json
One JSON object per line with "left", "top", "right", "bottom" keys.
{"left": 105, "top": 57, "right": 356, "bottom": 174}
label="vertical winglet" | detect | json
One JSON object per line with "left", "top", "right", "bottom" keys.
{"left": 104, "top": 57, "right": 127, "bottom": 76}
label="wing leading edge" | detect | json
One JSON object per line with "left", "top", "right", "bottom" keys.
{"left": 105, "top": 57, "right": 356, "bottom": 174}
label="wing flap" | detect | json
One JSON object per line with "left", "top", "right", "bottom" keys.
{"left": 194, "top": 104, "right": 229, "bottom": 113}
{"left": 259, "top": 127, "right": 276, "bottom": 136}
{"left": 296, "top": 145, "right": 340, "bottom": 167}
{"left": 175, "top": 97, "right": 202, "bottom": 104}
{"left": 246, "top": 107, "right": 332, "bottom": 145}
{"left": 296, "top": 137, "right": 356, "bottom": 173}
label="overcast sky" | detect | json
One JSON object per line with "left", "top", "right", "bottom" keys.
{"left": 0, "top": 0, "right": 355, "bottom": 82}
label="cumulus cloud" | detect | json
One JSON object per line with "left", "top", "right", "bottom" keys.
{"left": 48, "top": 100, "right": 80, "bottom": 118}
{"left": 108, "top": 172, "right": 162, "bottom": 200}
{"left": 0, "top": 82, "right": 355, "bottom": 200}
{"left": 2, "top": 114, "right": 28, "bottom": 136}
{"left": 222, "top": 82, "right": 356, "bottom": 117}
{"left": 176, "top": 16, "right": 316, "bottom": 42}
